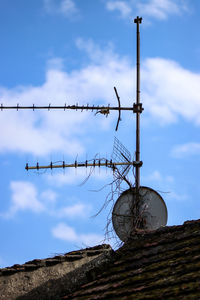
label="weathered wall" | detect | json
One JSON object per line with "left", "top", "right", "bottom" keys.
{"left": 0, "top": 244, "right": 113, "bottom": 300}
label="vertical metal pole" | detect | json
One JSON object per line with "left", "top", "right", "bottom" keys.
{"left": 134, "top": 16, "right": 142, "bottom": 194}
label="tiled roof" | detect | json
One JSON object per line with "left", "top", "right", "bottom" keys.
{"left": 63, "top": 219, "right": 200, "bottom": 300}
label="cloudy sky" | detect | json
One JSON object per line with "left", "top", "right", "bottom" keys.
{"left": 0, "top": 0, "right": 200, "bottom": 267}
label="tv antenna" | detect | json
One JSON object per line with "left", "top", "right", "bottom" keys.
{"left": 1, "top": 17, "right": 168, "bottom": 241}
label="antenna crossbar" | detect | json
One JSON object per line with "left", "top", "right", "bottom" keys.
{"left": 0, "top": 104, "right": 134, "bottom": 111}
{"left": 25, "top": 160, "right": 143, "bottom": 171}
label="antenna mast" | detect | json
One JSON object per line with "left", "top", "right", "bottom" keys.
{"left": 134, "top": 16, "right": 142, "bottom": 195}
{"left": 1, "top": 17, "right": 169, "bottom": 238}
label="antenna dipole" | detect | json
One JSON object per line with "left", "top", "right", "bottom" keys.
{"left": 134, "top": 16, "right": 143, "bottom": 194}
{"left": 0, "top": 103, "right": 132, "bottom": 112}
{"left": 25, "top": 160, "right": 142, "bottom": 171}
{"left": 0, "top": 90, "right": 127, "bottom": 132}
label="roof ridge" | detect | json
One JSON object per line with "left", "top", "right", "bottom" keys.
{"left": 0, "top": 244, "right": 111, "bottom": 276}
{"left": 119, "top": 219, "right": 200, "bottom": 250}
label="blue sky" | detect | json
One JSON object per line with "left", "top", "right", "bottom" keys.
{"left": 0, "top": 0, "right": 200, "bottom": 268}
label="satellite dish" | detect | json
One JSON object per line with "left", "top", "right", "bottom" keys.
{"left": 112, "top": 186, "right": 168, "bottom": 242}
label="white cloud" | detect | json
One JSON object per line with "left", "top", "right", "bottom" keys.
{"left": 76, "top": 38, "right": 117, "bottom": 64}
{"left": 55, "top": 203, "right": 90, "bottom": 218}
{"left": 41, "top": 189, "right": 58, "bottom": 203}
{"left": 59, "top": 0, "right": 77, "bottom": 16}
{"left": 52, "top": 223, "right": 77, "bottom": 241}
{"left": 106, "top": 1, "right": 132, "bottom": 18}
{"left": 52, "top": 222, "right": 104, "bottom": 246}
{"left": 171, "top": 142, "right": 200, "bottom": 158}
{"left": 44, "top": 0, "right": 78, "bottom": 18}
{"left": 137, "top": 0, "right": 187, "bottom": 20}
{"left": 40, "top": 188, "right": 91, "bottom": 220}
{"left": 166, "top": 191, "right": 188, "bottom": 202}
{"left": 0, "top": 182, "right": 90, "bottom": 219}
{"left": 1, "top": 181, "right": 44, "bottom": 218}
{"left": 46, "top": 167, "right": 112, "bottom": 186}
{"left": 40, "top": 189, "right": 59, "bottom": 213}
{"left": 105, "top": 0, "right": 188, "bottom": 21}
{"left": 146, "top": 170, "right": 162, "bottom": 181}
{"left": 142, "top": 58, "right": 200, "bottom": 124}
{"left": 142, "top": 170, "right": 174, "bottom": 184}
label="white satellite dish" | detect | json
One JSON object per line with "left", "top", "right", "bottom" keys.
{"left": 112, "top": 186, "right": 168, "bottom": 242}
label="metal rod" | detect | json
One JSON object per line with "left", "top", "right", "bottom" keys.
{"left": 25, "top": 160, "right": 142, "bottom": 171}
{"left": 134, "top": 16, "right": 142, "bottom": 193}
{"left": 114, "top": 87, "right": 121, "bottom": 131}
{"left": 0, "top": 104, "right": 133, "bottom": 111}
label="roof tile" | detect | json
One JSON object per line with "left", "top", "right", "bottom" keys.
{"left": 63, "top": 219, "right": 200, "bottom": 300}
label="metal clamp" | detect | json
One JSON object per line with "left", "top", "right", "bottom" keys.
{"left": 134, "top": 16, "right": 142, "bottom": 24}
{"left": 133, "top": 161, "right": 143, "bottom": 167}
{"left": 133, "top": 103, "right": 144, "bottom": 113}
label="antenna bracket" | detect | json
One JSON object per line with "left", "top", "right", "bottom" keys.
{"left": 134, "top": 16, "right": 142, "bottom": 24}
{"left": 133, "top": 103, "right": 143, "bottom": 113}
{"left": 133, "top": 161, "right": 143, "bottom": 167}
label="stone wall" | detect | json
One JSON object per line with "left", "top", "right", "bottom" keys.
{"left": 0, "top": 244, "right": 113, "bottom": 300}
